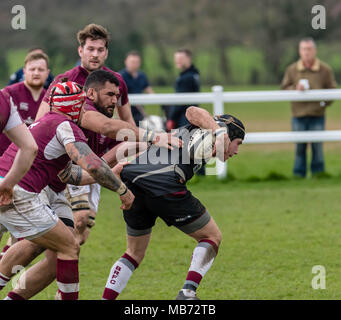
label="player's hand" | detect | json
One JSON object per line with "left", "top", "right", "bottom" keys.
{"left": 152, "top": 132, "right": 183, "bottom": 150}
{"left": 213, "top": 133, "right": 231, "bottom": 162}
{"left": 111, "top": 162, "right": 130, "bottom": 178}
{"left": 0, "top": 182, "right": 14, "bottom": 206}
{"left": 120, "top": 189, "right": 135, "bottom": 210}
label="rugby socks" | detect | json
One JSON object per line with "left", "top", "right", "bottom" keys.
{"left": 4, "top": 291, "right": 25, "bottom": 300}
{"left": 182, "top": 239, "right": 219, "bottom": 292}
{"left": 0, "top": 272, "right": 10, "bottom": 291}
{"left": 56, "top": 259, "right": 79, "bottom": 300}
{"left": 102, "top": 253, "right": 139, "bottom": 300}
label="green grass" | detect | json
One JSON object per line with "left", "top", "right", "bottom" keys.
{"left": 1, "top": 149, "right": 341, "bottom": 300}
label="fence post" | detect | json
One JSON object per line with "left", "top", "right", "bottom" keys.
{"left": 212, "top": 85, "right": 227, "bottom": 179}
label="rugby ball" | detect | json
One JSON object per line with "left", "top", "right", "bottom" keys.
{"left": 188, "top": 128, "right": 214, "bottom": 161}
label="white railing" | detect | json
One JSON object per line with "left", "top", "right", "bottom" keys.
{"left": 129, "top": 86, "right": 341, "bottom": 179}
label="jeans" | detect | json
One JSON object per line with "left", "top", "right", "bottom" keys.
{"left": 292, "top": 116, "right": 325, "bottom": 177}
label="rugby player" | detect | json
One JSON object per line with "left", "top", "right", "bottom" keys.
{"left": 0, "top": 90, "right": 38, "bottom": 207}
{"left": 0, "top": 51, "right": 50, "bottom": 258}
{"left": 56, "top": 106, "right": 245, "bottom": 300}
{"left": 35, "top": 23, "right": 180, "bottom": 247}
{"left": 0, "top": 71, "right": 141, "bottom": 300}
{"left": 100, "top": 107, "right": 245, "bottom": 300}
{"left": 0, "top": 81, "right": 134, "bottom": 300}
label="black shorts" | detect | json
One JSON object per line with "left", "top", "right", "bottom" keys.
{"left": 123, "top": 185, "right": 210, "bottom": 236}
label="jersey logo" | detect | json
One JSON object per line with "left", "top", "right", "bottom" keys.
{"left": 19, "top": 102, "right": 29, "bottom": 111}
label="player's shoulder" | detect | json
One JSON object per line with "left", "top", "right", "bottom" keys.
{"left": 2, "top": 81, "right": 24, "bottom": 94}
{"left": 55, "top": 66, "right": 86, "bottom": 82}
{"left": 103, "top": 66, "right": 125, "bottom": 83}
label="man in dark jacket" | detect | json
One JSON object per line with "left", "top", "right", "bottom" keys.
{"left": 165, "top": 49, "right": 205, "bottom": 175}
{"left": 166, "top": 49, "right": 200, "bottom": 131}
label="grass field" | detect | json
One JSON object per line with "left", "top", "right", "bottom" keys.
{"left": 1, "top": 146, "right": 341, "bottom": 300}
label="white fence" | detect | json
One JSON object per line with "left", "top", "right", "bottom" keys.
{"left": 129, "top": 86, "right": 341, "bottom": 179}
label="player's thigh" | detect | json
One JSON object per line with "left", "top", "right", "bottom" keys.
{"left": 30, "top": 220, "right": 78, "bottom": 257}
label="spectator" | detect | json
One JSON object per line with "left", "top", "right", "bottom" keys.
{"left": 165, "top": 49, "right": 200, "bottom": 132}
{"left": 281, "top": 37, "right": 337, "bottom": 178}
{"left": 165, "top": 48, "right": 205, "bottom": 176}
{"left": 8, "top": 47, "right": 54, "bottom": 89}
{"left": 119, "top": 51, "right": 154, "bottom": 126}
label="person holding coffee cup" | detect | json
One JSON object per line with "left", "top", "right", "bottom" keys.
{"left": 281, "top": 37, "right": 337, "bottom": 178}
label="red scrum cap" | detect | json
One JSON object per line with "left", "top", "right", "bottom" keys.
{"left": 49, "top": 81, "right": 86, "bottom": 123}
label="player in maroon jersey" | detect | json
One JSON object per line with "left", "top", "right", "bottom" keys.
{"left": 0, "top": 51, "right": 50, "bottom": 257}
{"left": 0, "top": 81, "right": 134, "bottom": 300}
{"left": 34, "top": 24, "right": 181, "bottom": 251}
{"left": 0, "top": 90, "right": 38, "bottom": 208}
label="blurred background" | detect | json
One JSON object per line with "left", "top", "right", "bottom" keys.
{"left": 1, "top": 0, "right": 341, "bottom": 87}
{"left": 1, "top": 0, "right": 341, "bottom": 180}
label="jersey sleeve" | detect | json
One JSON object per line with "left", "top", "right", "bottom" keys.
{"left": 4, "top": 97, "right": 23, "bottom": 131}
{"left": 56, "top": 121, "right": 87, "bottom": 147}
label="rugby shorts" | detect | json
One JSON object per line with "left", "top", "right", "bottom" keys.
{"left": 123, "top": 185, "right": 210, "bottom": 236}
{"left": 0, "top": 183, "right": 58, "bottom": 240}
{"left": 40, "top": 186, "right": 74, "bottom": 228}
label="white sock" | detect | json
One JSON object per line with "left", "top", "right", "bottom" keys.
{"left": 102, "top": 253, "right": 138, "bottom": 300}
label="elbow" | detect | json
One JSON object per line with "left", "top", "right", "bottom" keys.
{"left": 28, "top": 141, "right": 39, "bottom": 157}
{"left": 185, "top": 106, "right": 198, "bottom": 122}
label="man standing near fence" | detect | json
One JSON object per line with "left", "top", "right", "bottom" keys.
{"left": 166, "top": 48, "right": 205, "bottom": 176}
{"left": 120, "top": 51, "right": 154, "bottom": 126}
{"left": 281, "top": 37, "right": 337, "bottom": 178}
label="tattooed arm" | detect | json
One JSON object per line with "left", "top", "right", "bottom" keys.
{"left": 64, "top": 141, "right": 134, "bottom": 210}
{"left": 59, "top": 141, "right": 147, "bottom": 186}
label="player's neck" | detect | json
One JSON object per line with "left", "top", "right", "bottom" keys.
{"left": 24, "top": 81, "right": 44, "bottom": 102}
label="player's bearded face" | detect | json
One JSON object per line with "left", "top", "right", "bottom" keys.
{"left": 93, "top": 82, "right": 119, "bottom": 118}
{"left": 79, "top": 39, "right": 108, "bottom": 72}
{"left": 24, "top": 59, "right": 49, "bottom": 89}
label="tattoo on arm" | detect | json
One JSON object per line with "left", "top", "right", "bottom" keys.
{"left": 66, "top": 142, "right": 123, "bottom": 192}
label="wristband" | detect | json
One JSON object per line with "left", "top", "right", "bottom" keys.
{"left": 117, "top": 182, "right": 128, "bottom": 196}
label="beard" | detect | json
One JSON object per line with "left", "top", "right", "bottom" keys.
{"left": 93, "top": 101, "right": 115, "bottom": 118}
{"left": 82, "top": 59, "right": 104, "bottom": 72}
{"left": 25, "top": 78, "right": 45, "bottom": 89}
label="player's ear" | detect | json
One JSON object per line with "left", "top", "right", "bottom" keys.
{"left": 78, "top": 46, "right": 83, "bottom": 58}
{"left": 87, "top": 88, "right": 95, "bottom": 101}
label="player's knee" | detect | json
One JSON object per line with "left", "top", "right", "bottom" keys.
{"left": 62, "top": 237, "right": 80, "bottom": 259}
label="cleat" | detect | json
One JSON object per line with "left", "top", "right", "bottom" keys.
{"left": 175, "top": 289, "right": 200, "bottom": 300}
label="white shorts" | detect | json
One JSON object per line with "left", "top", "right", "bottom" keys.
{"left": 66, "top": 184, "right": 101, "bottom": 213}
{"left": 0, "top": 184, "right": 58, "bottom": 240}
{"left": 40, "top": 186, "right": 74, "bottom": 228}
{"left": 89, "top": 183, "right": 101, "bottom": 213}
{"left": 66, "top": 185, "right": 90, "bottom": 198}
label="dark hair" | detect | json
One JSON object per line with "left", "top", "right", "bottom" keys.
{"left": 125, "top": 50, "right": 141, "bottom": 59}
{"left": 84, "top": 70, "right": 119, "bottom": 92}
{"left": 77, "top": 24, "right": 110, "bottom": 48}
{"left": 175, "top": 48, "right": 192, "bottom": 58}
{"left": 214, "top": 114, "right": 246, "bottom": 141}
